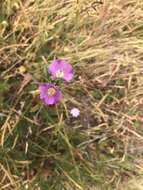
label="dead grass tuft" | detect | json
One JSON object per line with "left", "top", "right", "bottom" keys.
{"left": 0, "top": 0, "right": 143, "bottom": 189}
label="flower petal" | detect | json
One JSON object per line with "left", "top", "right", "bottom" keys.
{"left": 54, "top": 89, "right": 62, "bottom": 103}
{"left": 62, "top": 62, "right": 73, "bottom": 73}
{"left": 63, "top": 72, "right": 74, "bottom": 81}
{"left": 45, "top": 96, "right": 55, "bottom": 105}
{"left": 48, "top": 59, "right": 62, "bottom": 75}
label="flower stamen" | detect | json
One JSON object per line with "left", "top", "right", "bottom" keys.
{"left": 56, "top": 70, "right": 64, "bottom": 78}
{"left": 47, "top": 87, "right": 56, "bottom": 96}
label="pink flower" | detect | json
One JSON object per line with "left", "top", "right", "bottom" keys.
{"left": 70, "top": 108, "right": 80, "bottom": 117}
{"left": 39, "top": 83, "right": 62, "bottom": 105}
{"left": 48, "top": 59, "right": 74, "bottom": 81}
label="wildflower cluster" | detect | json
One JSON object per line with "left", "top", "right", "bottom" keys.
{"left": 38, "top": 59, "right": 74, "bottom": 105}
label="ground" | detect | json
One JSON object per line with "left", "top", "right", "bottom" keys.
{"left": 0, "top": 0, "right": 143, "bottom": 189}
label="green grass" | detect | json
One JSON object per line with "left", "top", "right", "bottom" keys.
{"left": 0, "top": 0, "right": 143, "bottom": 189}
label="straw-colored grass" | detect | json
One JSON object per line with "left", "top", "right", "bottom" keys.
{"left": 0, "top": 0, "right": 143, "bottom": 189}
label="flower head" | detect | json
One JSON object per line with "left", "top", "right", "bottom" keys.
{"left": 39, "top": 83, "right": 62, "bottom": 105}
{"left": 48, "top": 59, "right": 74, "bottom": 81}
{"left": 70, "top": 108, "right": 80, "bottom": 117}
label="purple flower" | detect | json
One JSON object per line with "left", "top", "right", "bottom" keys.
{"left": 70, "top": 108, "right": 80, "bottom": 117}
{"left": 39, "top": 83, "right": 62, "bottom": 105}
{"left": 48, "top": 59, "right": 74, "bottom": 81}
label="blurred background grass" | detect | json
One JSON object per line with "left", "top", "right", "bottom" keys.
{"left": 0, "top": 0, "right": 143, "bottom": 189}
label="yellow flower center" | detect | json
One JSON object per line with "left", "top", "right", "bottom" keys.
{"left": 56, "top": 70, "right": 64, "bottom": 78}
{"left": 47, "top": 87, "right": 56, "bottom": 96}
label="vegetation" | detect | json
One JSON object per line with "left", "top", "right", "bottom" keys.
{"left": 0, "top": 0, "right": 143, "bottom": 189}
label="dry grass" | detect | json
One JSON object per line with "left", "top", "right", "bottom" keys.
{"left": 0, "top": 0, "right": 143, "bottom": 189}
